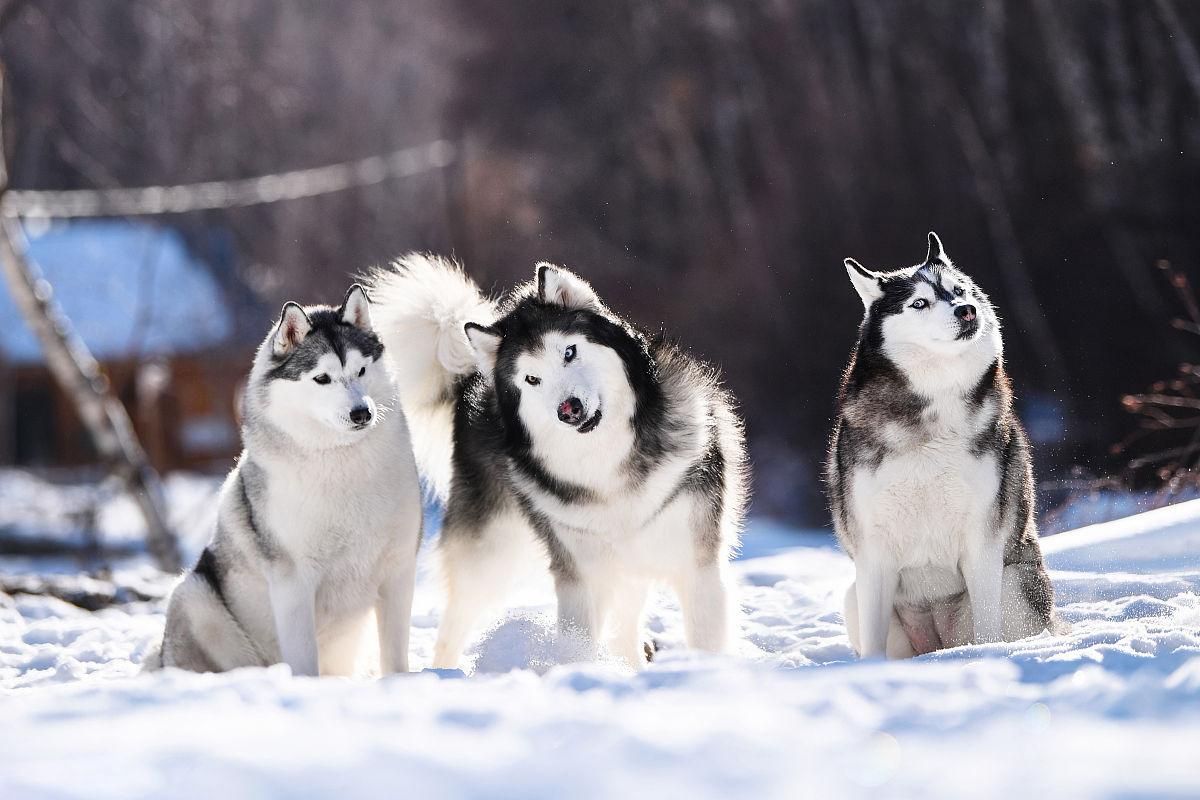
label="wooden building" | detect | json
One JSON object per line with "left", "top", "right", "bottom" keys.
{"left": 0, "top": 221, "right": 253, "bottom": 472}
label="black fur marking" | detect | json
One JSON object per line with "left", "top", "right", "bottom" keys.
{"left": 970, "top": 360, "right": 1001, "bottom": 406}
{"left": 193, "top": 547, "right": 228, "bottom": 608}
{"left": 237, "top": 462, "right": 277, "bottom": 560}
{"left": 845, "top": 258, "right": 879, "bottom": 283}
{"left": 915, "top": 267, "right": 955, "bottom": 304}
{"left": 266, "top": 307, "right": 384, "bottom": 382}
{"left": 443, "top": 374, "right": 514, "bottom": 537}
{"left": 510, "top": 446, "right": 599, "bottom": 504}
{"left": 515, "top": 493, "right": 579, "bottom": 581}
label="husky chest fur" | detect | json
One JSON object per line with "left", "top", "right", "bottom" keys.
{"left": 368, "top": 258, "right": 748, "bottom": 670}
{"left": 827, "top": 233, "right": 1059, "bottom": 659}
{"left": 150, "top": 286, "right": 422, "bottom": 676}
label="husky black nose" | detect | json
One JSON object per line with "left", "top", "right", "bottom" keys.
{"left": 955, "top": 304, "right": 977, "bottom": 323}
{"left": 558, "top": 397, "right": 585, "bottom": 425}
{"left": 350, "top": 405, "right": 373, "bottom": 426}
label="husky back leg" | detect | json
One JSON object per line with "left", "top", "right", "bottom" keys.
{"left": 161, "top": 576, "right": 263, "bottom": 672}
{"left": 1001, "top": 561, "right": 1059, "bottom": 639}
{"left": 434, "top": 525, "right": 535, "bottom": 669}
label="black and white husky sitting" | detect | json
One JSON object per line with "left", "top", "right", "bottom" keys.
{"left": 367, "top": 257, "right": 748, "bottom": 669}
{"left": 146, "top": 286, "right": 423, "bottom": 675}
{"left": 827, "top": 233, "right": 1063, "bottom": 659}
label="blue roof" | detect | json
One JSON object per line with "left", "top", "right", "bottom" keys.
{"left": 0, "top": 221, "right": 232, "bottom": 363}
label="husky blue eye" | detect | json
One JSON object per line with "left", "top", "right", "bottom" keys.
{"left": 910, "top": 299, "right": 929, "bottom": 310}
{"left": 525, "top": 375, "right": 541, "bottom": 386}
{"left": 954, "top": 286, "right": 965, "bottom": 297}
{"left": 314, "top": 374, "right": 332, "bottom": 385}
{"left": 564, "top": 344, "right": 577, "bottom": 363}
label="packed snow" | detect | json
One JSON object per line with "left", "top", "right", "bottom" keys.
{"left": 2, "top": 472, "right": 1199, "bottom": 799}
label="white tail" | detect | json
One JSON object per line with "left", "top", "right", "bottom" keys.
{"left": 364, "top": 253, "right": 496, "bottom": 499}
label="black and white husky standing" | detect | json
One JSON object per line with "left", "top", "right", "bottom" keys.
{"left": 827, "top": 233, "right": 1063, "bottom": 659}
{"left": 367, "top": 256, "right": 747, "bottom": 669}
{"left": 146, "top": 286, "right": 423, "bottom": 675}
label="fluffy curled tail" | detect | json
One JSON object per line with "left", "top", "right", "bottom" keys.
{"left": 364, "top": 253, "right": 495, "bottom": 499}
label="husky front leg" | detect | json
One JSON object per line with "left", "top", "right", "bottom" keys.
{"left": 853, "top": 549, "right": 899, "bottom": 658}
{"left": 961, "top": 537, "right": 1005, "bottom": 644}
{"left": 376, "top": 554, "right": 417, "bottom": 674}
{"left": 555, "top": 573, "right": 598, "bottom": 644}
{"left": 606, "top": 578, "right": 651, "bottom": 667}
{"left": 268, "top": 570, "right": 319, "bottom": 676}
{"left": 675, "top": 562, "right": 734, "bottom": 652}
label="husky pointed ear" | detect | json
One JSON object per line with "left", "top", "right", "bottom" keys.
{"left": 340, "top": 283, "right": 373, "bottom": 330}
{"left": 272, "top": 302, "right": 312, "bottom": 357}
{"left": 464, "top": 322, "right": 502, "bottom": 374}
{"left": 536, "top": 263, "right": 600, "bottom": 311}
{"left": 844, "top": 258, "right": 883, "bottom": 307}
{"left": 926, "top": 231, "right": 947, "bottom": 264}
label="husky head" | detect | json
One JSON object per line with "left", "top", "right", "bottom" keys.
{"left": 462, "top": 264, "right": 647, "bottom": 449}
{"left": 253, "top": 284, "right": 389, "bottom": 448}
{"left": 844, "top": 232, "right": 1000, "bottom": 364}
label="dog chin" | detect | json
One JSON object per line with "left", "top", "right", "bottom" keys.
{"left": 301, "top": 419, "right": 375, "bottom": 449}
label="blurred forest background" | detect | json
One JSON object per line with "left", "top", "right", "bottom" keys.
{"left": 1, "top": 0, "right": 1199, "bottom": 525}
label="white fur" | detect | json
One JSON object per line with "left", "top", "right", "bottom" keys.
{"left": 537, "top": 262, "right": 603, "bottom": 311}
{"left": 154, "top": 293, "right": 423, "bottom": 676}
{"left": 844, "top": 258, "right": 883, "bottom": 307}
{"left": 366, "top": 254, "right": 497, "bottom": 499}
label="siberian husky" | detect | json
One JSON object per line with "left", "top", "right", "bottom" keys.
{"left": 367, "top": 257, "right": 748, "bottom": 669}
{"left": 827, "top": 232, "right": 1063, "bottom": 658}
{"left": 146, "top": 285, "right": 423, "bottom": 675}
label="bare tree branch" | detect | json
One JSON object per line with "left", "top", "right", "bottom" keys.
{"left": 0, "top": 62, "right": 181, "bottom": 572}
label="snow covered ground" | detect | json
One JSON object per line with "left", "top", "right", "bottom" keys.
{"left": 2, "top": 474, "right": 1199, "bottom": 799}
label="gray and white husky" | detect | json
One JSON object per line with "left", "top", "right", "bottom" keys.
{"left": 827, "top": 232, "right": 1063, "bottom": 659}
{"left": 146, "top": 285, "right": 423, "bottom": 675}
{"left": 367, "top": 256, "right": 748, "bottom": 669}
